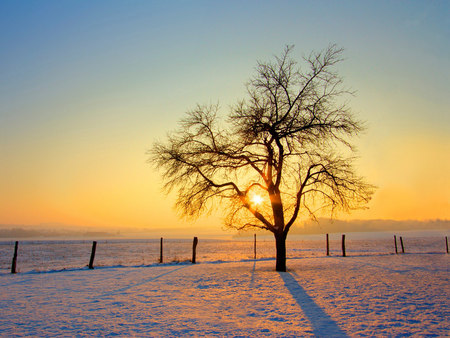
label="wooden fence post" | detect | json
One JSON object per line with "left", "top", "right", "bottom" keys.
{"left": 88, "top": 241, "right": 97, "bottom": 269}
{"left": 446, "top": 236, "right": 448, "bottom": 254}
{"left": 342, "top": 234, "right": 346, "bottom": 257}
{"left": 11, "top": 241, "right": 18, "bottom": 274}
{"left": 326, "top": 234, "right": 330, "bottom": 256}
{"left": 394, "top": 235, "right": 398, "bottom": 254}
{"left": 254, "top": 234, "right": 257, "bottom": 260}
{"left": 400, "top": 236, "right": 405, "bottom": 253}
{"left": 192, "top": 237, "right": 198, "bottom": 264}
{"left": 159, "top": 237, "right": 163, "bottom": 263}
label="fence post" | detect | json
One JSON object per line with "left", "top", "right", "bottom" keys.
{"left": 394, "top": 235, "right": 398, "bottom": 254}
{"left": 192, "top": 237, "right": 198, "bottom": 264}
{"left": 254, "top": 234, "right": 257, "bottom": 260}
{"left": 400, "top": 236, "right": 405, "bottom": 253}
{"left": 342, "top": 234, "right": 346, "bottom": 257}
{"left": 11, "top": 241, "right": 18, "bottom": 274}
{"left": 159, "top": 237, "right": 163, "bottom": 263}
{"left": 88, "top": 241, "right": 97, "bottom": 269}
{"left": 326, "top": 234, "right": 330, "bottom": 256}
{"left": 446, "top": 236, "right": 448, "bottom": 254}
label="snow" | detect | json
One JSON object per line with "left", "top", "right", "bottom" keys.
{"left": 0, "top": 253, "right": 448, "bottom": 336}
{"left": 1, "top": 234, "right": 447, "bottom": 274}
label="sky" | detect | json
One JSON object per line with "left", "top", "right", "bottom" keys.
{"left": 1, "top": 1, "right": 449, "bottom": 236}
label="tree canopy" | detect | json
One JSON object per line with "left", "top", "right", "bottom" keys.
{"left": 151, "top": 44, "right": 375, "bottom": 271}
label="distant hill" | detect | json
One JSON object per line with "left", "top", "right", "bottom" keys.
{"left": 0, "top": 225, "right": 116, "bottom": 240}
{"left": 289, "top": 218, "right": 449, "bottom": 235}
{"left": 232, "top": 219, "right": 450, "bottom": 238}
{"left": 1, "top": 219, "right": 448, "bottom": 240}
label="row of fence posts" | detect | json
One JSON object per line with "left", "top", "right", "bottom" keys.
{"left": 256, "top": 233, "right": 449, "bottom": 259}
{"left": 10, "top": 237, "right": 200, "bottom": 274}
{"left": 325, "top": 234, "right": 348, "bottom": 257}
{"left": 327, "top": 234, "right": 450, "bottom": 256}
{"left": 158, "top": 237, "right": 199, "bottom": 264}
{"left": 8, "top": 235, "right": 450, "bottom": 274}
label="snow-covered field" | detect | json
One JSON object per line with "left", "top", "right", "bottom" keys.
{"left": 0, "top": 252, "right": 448, "bottom": 336}
{"left": 1, "top": 232, "right": 447, "bottom": 274}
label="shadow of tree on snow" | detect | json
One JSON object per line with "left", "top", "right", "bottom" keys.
{"left": 279, "top": 271, "right": 348, "bottom": 337}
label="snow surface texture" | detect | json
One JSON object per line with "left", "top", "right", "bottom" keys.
{"left": 0, "top": 254, "right": 448, "bottom": 337}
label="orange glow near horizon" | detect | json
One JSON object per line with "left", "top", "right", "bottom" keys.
{"left": 1, "top": 133, "right": 448, "bottom": 230}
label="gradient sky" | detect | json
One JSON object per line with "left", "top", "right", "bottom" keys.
{"left": 1, "top": 1, "right": 449, "bottom": 234}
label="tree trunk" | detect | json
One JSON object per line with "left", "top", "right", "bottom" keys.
{"left": 275, "top": 232, "right": 287, "bottom": 272}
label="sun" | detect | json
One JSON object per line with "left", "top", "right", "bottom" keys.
{"left": 251, "top": 194, "right": 263, "bottom": 206}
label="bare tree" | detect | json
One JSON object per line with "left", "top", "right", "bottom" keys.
{"left": 150, "top": 45, "right": 375, "bottom": 271}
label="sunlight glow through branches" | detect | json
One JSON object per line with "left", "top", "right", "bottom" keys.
{"left": 251, "top": 194, "right": 263, "bottom": 206}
